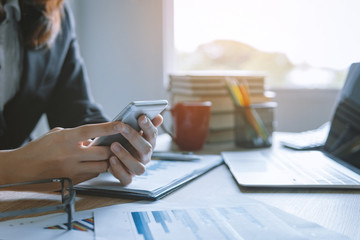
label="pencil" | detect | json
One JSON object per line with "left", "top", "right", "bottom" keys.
{"left": 236, "top": 79, "right": 269, "bottom": 140}
{"left": 230, "top": 78, "right": 245, "bottom": 106}
{"left": 225, "top": 77, "right": 269, "bottom": 141}
{"left": 225, "top": 78, "right": 241, "bottom": 106}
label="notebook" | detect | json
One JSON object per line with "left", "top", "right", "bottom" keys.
{"left": 75, "top": 155, "right": 223, "bottom": 200}
{"left": 222, "top": 62, "right": 360, "bottom": 188}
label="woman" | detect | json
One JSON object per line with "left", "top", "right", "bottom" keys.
{"left": 0, "top": 0, "right": 162, "bottom": 187}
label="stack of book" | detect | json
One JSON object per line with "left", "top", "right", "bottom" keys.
{"left": 168, "top": 72, "right": 275, "bottom": 144}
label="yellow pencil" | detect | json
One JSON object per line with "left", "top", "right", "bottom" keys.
{"left": 230, "top": 79, "right": 245, "bottom": 106}
{"left": 236, "top": 79, "right": 269, "bottom": 140}
{"left": 225, "top": 78, "right": 241, "bottom": 106}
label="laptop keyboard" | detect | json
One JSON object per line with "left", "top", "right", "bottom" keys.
{"left": 267, "top": 150, "right": 360, "bottom": 185}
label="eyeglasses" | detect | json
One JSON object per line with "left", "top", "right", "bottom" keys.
{"left": 0, "top": 178, "right": 75, "bottom": 230}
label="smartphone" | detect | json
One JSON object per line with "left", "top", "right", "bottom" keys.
{"left": 90, "top": 100, "right": 168, "bottom": 146}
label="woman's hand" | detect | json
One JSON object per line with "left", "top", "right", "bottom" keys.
{"left": 0, "top": 122, "right": 124, "bottom": 187}
{"left": 108, "top": 114, "right": 163, "bottom": 185}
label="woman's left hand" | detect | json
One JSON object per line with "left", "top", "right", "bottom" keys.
{"left": 108, "top": 114, "right": 163, "bottom": 185}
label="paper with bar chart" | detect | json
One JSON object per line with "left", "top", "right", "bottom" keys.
{"left": 94, "top": 200, "right": 349, "bottom": 240}
{"left": 75, "top": 155, "right": 223, "bottom": 200}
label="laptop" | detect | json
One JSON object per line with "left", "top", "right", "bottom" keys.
{"left": 222, "top": 62, "right": 360, "bottom": 188}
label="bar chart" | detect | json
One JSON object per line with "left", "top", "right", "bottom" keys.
{"left": 118, "top": 205, "right": 306, "bottom": 240}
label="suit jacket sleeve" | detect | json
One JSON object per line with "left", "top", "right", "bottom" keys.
{"left": 0, "top": 4, "right": 109, "bottom": 149}
{"left": 45, "top": 5, "right": 109, "bottom": 128}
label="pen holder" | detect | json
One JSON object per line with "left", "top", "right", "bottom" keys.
{"left": 234, "top": 102, "right": 277, "bottom": 148}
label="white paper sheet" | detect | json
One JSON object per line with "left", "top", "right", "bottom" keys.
{"left": 76, "top": 155, "right": 222, "bottom": 197}
{"left": 0, "top": 195, "right": 350, "bottom": 240}
{"left": 0, "top": 210, "right": 94, "bottom": 240}
{"left": 94, "top": 196, "right": 349, "bottom": 240}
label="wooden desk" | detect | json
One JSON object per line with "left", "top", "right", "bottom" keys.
{"left": 1, "top": 134, "right": 360, "bottom": 239}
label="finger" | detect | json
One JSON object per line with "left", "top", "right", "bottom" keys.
{"left": 68, "top": 122, "right": 123, "bottom": 143}
{"left": 138, "top": 115, "right": 158, "bottom": 148}
{"left": 116, "top": 123, "right": 153, "bottom": 164}
{"left": 78, "top": 160, "right": 109, "bottom": 175}
{"left": 151, "top": 114, "right": 163, "bottom": 127}
{"left": 76, "top": 146, "right": 112, "bottom": 161}
{"left": 110, "top": 142, "right": 146, "bottom": 175}
{"left": 109, "top": 156, "right": 134, "bottom": 186}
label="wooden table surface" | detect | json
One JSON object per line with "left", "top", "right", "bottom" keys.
{"left": 1, "top": 134, "right": 360, "bottom": 239}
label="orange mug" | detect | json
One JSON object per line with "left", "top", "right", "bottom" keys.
{"left": 162, "top": 101, "right": 212, "bottom": 151}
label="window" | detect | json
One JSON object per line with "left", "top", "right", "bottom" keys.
{"left": 173, "top": 0, "right": 360, "bottom": 88}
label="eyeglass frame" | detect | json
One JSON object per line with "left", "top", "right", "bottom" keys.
{"left": 0, "top": 178, "right": 75, "bottom": 230}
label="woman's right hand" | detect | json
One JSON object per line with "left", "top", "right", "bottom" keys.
{"left": 0, "top": 122, "right": 124, "bottom": 188}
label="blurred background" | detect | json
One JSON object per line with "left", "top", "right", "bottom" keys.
{"left": 35, "top": 0, "right": 360, "bottom": 136}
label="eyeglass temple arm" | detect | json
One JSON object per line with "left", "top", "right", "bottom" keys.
{"left": 0, "top": 178, "right": 75, "bottom": 230}
{"left": 0, "top": 178, "right": 73, "bottom": 188}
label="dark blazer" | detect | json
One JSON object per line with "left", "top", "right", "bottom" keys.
{"left": 0, "top": 5, "right": 108, "bottom": 149}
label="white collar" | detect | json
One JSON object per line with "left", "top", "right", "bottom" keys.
{"left": 3, "top": 0, "right": 21, "bottom": 22}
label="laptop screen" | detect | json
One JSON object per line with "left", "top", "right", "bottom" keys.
{"left": 324, "top": 62, "right": 360, "bottom": 168}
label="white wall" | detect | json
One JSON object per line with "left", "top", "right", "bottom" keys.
{"left": 273, "top": 88, "right": 339, "bottom": 132}
{"left": 70, "top": 0, "right": 168, "bottom": 119}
